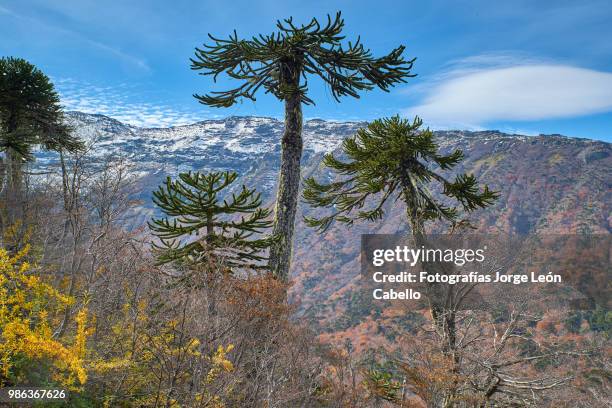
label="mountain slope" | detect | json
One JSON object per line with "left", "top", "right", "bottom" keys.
{"left": 43, "top": 112, "right": 610, "bottom": 340}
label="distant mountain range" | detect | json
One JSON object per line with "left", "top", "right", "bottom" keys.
{"left": 39, "top": 112, "right": 610, "bottom": 343}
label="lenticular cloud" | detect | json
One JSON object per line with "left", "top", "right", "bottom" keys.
{"left": 407, "top": 65, "right": 612, "bottom": 126}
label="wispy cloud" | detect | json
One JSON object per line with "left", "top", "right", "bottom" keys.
{"left": 403, "top": 55, "right": 612, "bottom": 129}
{"left": 0, "top": 4, "right": 150, "bottom": 72}
{"left": 55, "top": 78, "right": 212, "bottom": 127}
{"left": 84, "top": 39, "right": 150, "bottom": 72}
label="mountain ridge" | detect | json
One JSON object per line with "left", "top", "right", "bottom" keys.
{"left": 66, "top": 111, "right": 607, "bottom": 141}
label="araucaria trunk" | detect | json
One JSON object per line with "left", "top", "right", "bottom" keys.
{"left": 268, "top": 90, "right": 303, "bottom": 281}
{"left": 3, "top": 114, "right": 24, "bottom": 222}
{"left": 401, "top": 163, "right": 457, "bottom": 355}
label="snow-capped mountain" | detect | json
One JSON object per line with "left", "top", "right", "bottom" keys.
{"left": 41, "top": 112, "right": 609, "bottom": 233}
{"left": 61, "top": 111, "right": 363, "bottom": 186}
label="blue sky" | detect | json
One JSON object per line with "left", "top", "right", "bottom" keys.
{"left": 1, "top": 0, "right": 612, "bottom": 141}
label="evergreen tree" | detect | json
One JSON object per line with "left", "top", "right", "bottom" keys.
{"left": 303, "top": 115, "right": 498, "bottom": 237}
{"left": 149, "top": 171, "right": 273, "bottom": 271}
{"left": 190, "top": 12, "right": 415, "bottom": 280}
{"left": 303, "top": 115, "right": 498, "bottom": 356}
{"left": 0, "top": 57, "right": 81, "bottom": 214}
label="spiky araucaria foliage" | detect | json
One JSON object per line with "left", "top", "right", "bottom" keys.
{"left": 0, "top": 57, "right": 83, "bottom": 225}
{"left": 0, "top": 57, "right": 81, "bottom": 160}
{"left": 190, "top": 11, "right": 416, "bottom": 280}
{"left": 303, "top": 115, "right": 499, "bottom": 235}
{"left": 190, "top": 11, "right": 415, "bottom": 107}
{"left": 149, "top": 171, "right": 273, "bottom": 271}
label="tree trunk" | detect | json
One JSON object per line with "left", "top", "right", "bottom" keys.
{"left": 3, "top": 112, "right": 24, "bottom": 223}
{"left": 400, "top": 164, "right": 457, "bottom": 353}
{"left": 0, "top": 156, "right": 5, "bottom": 195}
{"left": 268, "top": 79, "right": 303, "bottom": 281}
{"left": 4, "top": 148, "right": 24, "bottom": 223}
{"left": 400, "top": 167, "right": 461, "bottom": 406}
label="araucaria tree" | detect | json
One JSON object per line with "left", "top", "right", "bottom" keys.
{"left": 190, "top": 12, "right": 416, "bottom": 280}
{"left": 0, "top": 57, "right": 81, "bottom": 211}
{"left": 303, "top": 115, "right": 498, "bottom": 350}
{"left": 149, "top": 171, "right": 273, "bottom": 271}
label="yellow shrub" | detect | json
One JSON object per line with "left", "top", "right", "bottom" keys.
{"left": 0, "top": 245, "right": 90, "bottom": 388}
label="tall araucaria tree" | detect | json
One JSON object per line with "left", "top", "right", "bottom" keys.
{"left": 190, "top": 12, "right": 416, "bottom": 281}
{"left": 148, "top": 171, "right": 273, "bottom": 271}
{"left": 0, "top": 57, "right": 81, "bottom": 213}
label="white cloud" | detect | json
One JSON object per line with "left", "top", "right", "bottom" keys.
{"left": 404, "top": 60, "right": 612, "bottom": 128}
